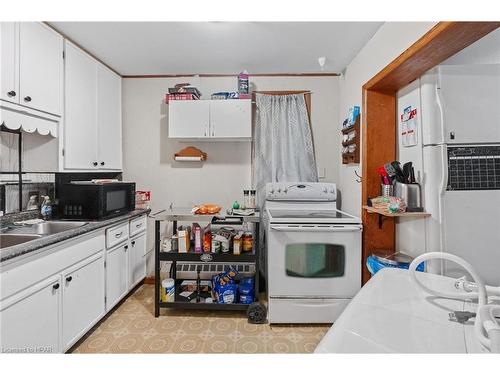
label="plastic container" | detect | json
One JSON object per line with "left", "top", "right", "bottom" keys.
{"left": 366, "top": 251, "right": 424, "bottom": 276}
{"left": 161, "top": 278, "right": 175, "bottom": 302}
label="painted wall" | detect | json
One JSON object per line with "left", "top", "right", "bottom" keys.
{"left": 337, "top": 22, "right": 437, "bottom": 216}
{"left": 121, "top": 75, "right": 340, "bottom": 272}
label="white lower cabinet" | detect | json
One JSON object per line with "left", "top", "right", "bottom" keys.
{"left": 0, "top": 274, "right": 62, "bottom": 353}
{"left": 105, "top": 242, "right": 129, "bottom": 311}
{"left": 129, "top": 233, "right": 147, "bottom": 289}
{"left": 62, "top": 252, "right": 105, "bottom": 351}
{"left": 0, "top": 214, "right": 148, "bottom": 353}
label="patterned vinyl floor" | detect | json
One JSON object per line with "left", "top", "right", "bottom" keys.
{"left": 71, "top": 284, "right": 330, "bottom": 354}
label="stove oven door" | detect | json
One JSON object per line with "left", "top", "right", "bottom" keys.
{"left": 267, "top": 224, "right": 362, "bottom": 298}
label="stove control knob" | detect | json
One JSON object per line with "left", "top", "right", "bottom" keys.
{"left": 330, "top": 189, "right": 335, "bottom": 193}
{"left": 323, "top": 187, "right": 328, "bottom": 193}
{"left": 270, "top": 189, "right": 275, "bottom": 194}
{"left": 283, "top": 188, "right": 288, "bottom": 193}
{"left": 277, "top": 188, "right": 281, "bottom": 193}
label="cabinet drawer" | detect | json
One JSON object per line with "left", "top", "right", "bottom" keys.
{"left": 129, "top": 215, "right": 146, "bottom": 237}
{"left": 106, "top": 222, "right": 129, "bottom": 249}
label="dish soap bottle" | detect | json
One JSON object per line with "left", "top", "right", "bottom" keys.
{"left": 40, "top": 196, "right": 52, "bottom": 220}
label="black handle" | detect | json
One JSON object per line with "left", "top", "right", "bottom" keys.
{"left": 66, "top": 276, "right": 73, "bottom": 282}
{"left": 100, "top": 161, "right": 105, "bottom": 166}
{"left": 24, "top": 96, "right": 32, "bottom": 102}
{"left": 7, "top": 90, "right": 16, "bottom": 97}
{"left": 124, "top": 245, "right": 128, "bottom": 251}
{"left": 52, "top": 283, "right": 60, "bottom": 290}
{"left": 93, "top": 162, "right": 98, "bottom": 166}
{"left": 131, "top": 240, "right": 136, "bottom": 246}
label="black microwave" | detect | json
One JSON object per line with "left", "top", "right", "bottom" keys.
{"left": 58, "top": 182, "right": 136, "bottom": 220}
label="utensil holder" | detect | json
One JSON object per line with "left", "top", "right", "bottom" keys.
{"left": 381, "top": 184, "right": 393, "bottom": 197}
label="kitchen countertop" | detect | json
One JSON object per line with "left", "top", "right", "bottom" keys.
{"left": 0, "top": 209, "right": 151, "bottom": 263}
{"left": 150, "top": 207, "right": 260, "bottom": 223}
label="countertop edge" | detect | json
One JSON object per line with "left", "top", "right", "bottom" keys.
{"left": 1, "top": 209, "right": 151, "bottom": 264}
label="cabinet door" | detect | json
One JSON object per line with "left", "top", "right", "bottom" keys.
{"left": 129, "top": 234, "right": 147, "bottom": 289}
{"left": 97, "top": 64, "right": 122, "bottom": 170}
{"left": 64, "top": 41, "right": 98, "bottom": 170}
{"left": 168, "top": 100, "right": 209, "bottom": 138}
{"left": 209, "top": 99, "right": 251, "bottom": 138}
{"left": 0, "top": 22, "right": 19, "bottom": 103}
{"left": 19, "top": 22, "right": 63, "bottom": 115}
{"left": 0, "top": 275, "right": 61, "bottom": 353}
{"left": 62, "top": 252, "right": 105, "bottom": 350}
{"left": 105, "top": 242, "right": 129, "bottom": 310}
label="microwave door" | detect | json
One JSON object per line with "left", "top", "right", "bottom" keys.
{"left": 267, "top": 224, "right": 361, "bottom": 299}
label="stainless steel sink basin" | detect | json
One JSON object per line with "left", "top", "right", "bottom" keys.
{"left": 1, "top": 233, "right": 42, "bottom": 249}
{"left": 31, "top": 221, "right": 88, "bottom": 235}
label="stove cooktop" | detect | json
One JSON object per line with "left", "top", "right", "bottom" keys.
{"left": 267, "top": 209, "right": 361, "bottom": 224}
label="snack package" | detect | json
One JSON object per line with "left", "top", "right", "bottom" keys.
{"left": 212, "top": 266, "right": 239, "bottom": 304}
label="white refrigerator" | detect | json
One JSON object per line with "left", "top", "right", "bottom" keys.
{"left": 397, "top": 63, "right": 500, "bottom": 286}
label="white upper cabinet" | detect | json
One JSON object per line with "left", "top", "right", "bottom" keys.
{"left": 19, "top": 23, "right": 63, "bottom": 115}
{"left": 168, "top": 100, "right": 210, "bottom": 138}
{"left": 0, "top": 22, "right": 19, "bottom": 103}
{"left": 64, "top": 41, "right": 122, "bottom": 171}
{"left": 168, "top": 99, "right": 251, "bottom": 139}
{"left": 97, "top": 64, "right": 122, "bottom": 170}
{"left": 0, "top": 22, "right": 63, "bottom": 116}
{"left": 64, "top": 41, "right": 98, "bottom": 170}
{"left": 210, "top": 99, "right": 252, "bottom": 138}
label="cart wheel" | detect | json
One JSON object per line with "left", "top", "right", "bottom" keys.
{"left": 247, "top": 302, "right": 267, "bottom": 324}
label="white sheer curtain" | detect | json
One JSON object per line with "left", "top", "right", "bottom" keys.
{"left": 253, "top": 93, "right": 318, "bottom": 205}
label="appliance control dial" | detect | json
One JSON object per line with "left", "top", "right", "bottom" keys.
{"left": 323, "top": 187, "right": 328, "bottom": 193}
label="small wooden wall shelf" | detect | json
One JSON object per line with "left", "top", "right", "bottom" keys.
{"left": 363, "top": 205, "right": 430, "bottom": 229}
{"left": 174, "top": 146, "right": 207, "bottom": 162}
{"left": 363, "top": 205, "right": 431, "bottom": 218}
{"left": 341, "top": 115, "right": 360, "bottom": 164}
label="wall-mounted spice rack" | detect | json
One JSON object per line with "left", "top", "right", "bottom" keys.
{"left": 341, "top": 115, "right": 360, "bottom": 164}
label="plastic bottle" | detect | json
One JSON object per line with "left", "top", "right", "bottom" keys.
{"left": 238, "top": 70, "right": 249, "bottom": 95}
{"left": 40, "top": 196, "right": 52, "bottom": 220}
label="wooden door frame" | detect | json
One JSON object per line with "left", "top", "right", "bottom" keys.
{"left": 361, "top": 22, "right": 500, "bottom": 284}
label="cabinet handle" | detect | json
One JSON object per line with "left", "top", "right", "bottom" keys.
{"left": 124, "top": 245, "right": 128, "bottom": 251}
{"left": 52, "top": 283, "right": 60, "bottom": 290}
{"left": 135, "top": 223, "right": 142, "bottom": 228}
{"left": 131, "top": 240, "right": 136, "bottom": 246}
{"left": 115, "top": 231, "right": 123, "bottom": 238}
{"left": 7, "top": 91, "right": 16, "bottom": 97}
{"left": 93, "top": 162, "right": 98, "bottom": 167}
{"left": 66, "top": 276, "right": 73, "bottom": 283}
{"left": 100, "top": 161, "right": 105, "bottom": 166}
{"left": 24, "top": 96, "right": 32, "bottom": 102}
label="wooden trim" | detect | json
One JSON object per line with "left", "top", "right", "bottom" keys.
{"left": 144, "top": 276, "right": 155, "bottom": 285}
{"left": 123, "top": 73, "right": 340, "bottom": 78}
{"left": 361, "top": 22, "right": 500, "bottom": 284}
{"left": 364, "top": 22, "right": 500, "bottom": 92}
{"left": 43, "top": 22, "right": 121, "bottom": 76}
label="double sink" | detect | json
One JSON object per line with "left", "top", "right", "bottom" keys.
{"left": 1, "top": 221, "right": 88, "bottom": 249}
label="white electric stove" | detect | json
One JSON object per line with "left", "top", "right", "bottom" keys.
{"left": 264, "top": 182, "right": 362, "bottom": 323}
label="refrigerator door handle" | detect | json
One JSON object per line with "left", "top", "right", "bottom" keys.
{"left": 436, "top": 67, "right": 447, "bottom": 145}
{"left": 440, "top": 145, "right": 448, "bottom": 196}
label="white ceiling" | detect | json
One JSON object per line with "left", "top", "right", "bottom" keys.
{"left": 50, "top": 22, "right": 383, "bottom": 75}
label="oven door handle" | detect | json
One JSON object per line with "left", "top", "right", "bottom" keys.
{"left": 270, "top": 225, "right": 362, "bottom": 232}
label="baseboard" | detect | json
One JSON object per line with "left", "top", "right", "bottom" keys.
{"left": 144, "top": 276, "right": 155, "bottom": 284}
